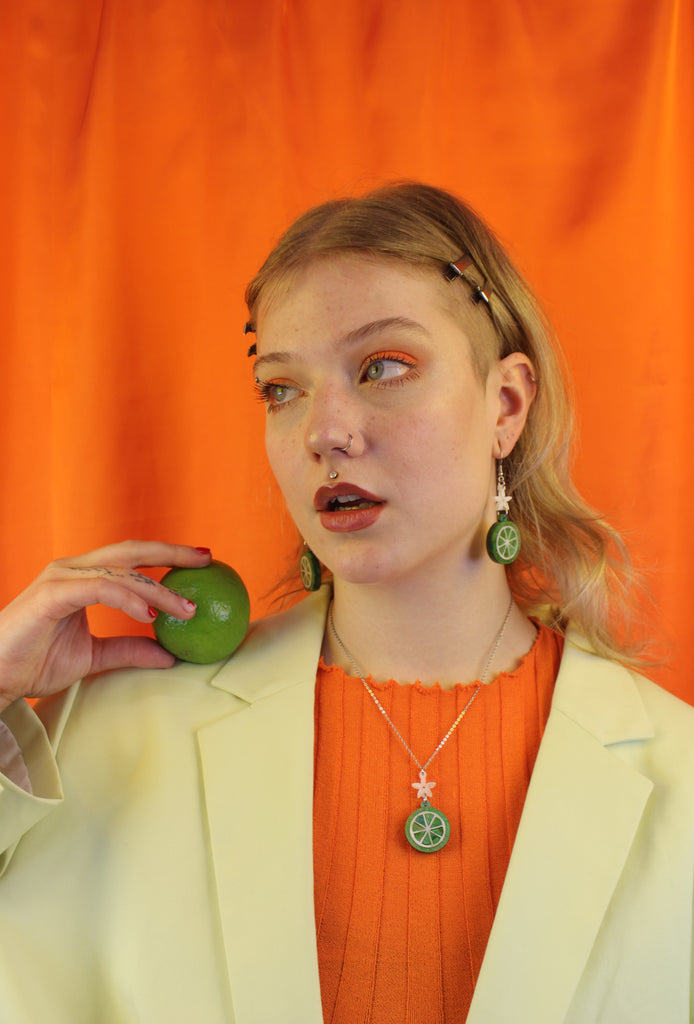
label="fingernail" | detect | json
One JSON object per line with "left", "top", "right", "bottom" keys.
{"left": 148, "top": 606, "right": 158, "bottom": 619}
{"left": 184, "top": 599, "right": 197, "bottom": 611}
{"left": 195, "top": 547, "right": 211, "bottom": 555}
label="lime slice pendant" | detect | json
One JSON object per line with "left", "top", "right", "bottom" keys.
{"left": 405, "top": 801, "right": 451, "bottom": 853}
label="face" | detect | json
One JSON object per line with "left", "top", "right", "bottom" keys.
{"left": 254, "top": 256, "right": 504, "bottom": 590}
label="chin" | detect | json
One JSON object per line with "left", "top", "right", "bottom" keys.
{"left": 323, "top": 551, "right": 411, "bottom": 588}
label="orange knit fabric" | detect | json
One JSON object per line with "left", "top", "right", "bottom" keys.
{"left": 313, "top": 623, "right": 563, "bottom": 1024}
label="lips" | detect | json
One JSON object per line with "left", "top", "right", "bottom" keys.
{"left": 314, "top": 483, "right": 385, "bottom": 532}
{"left": 314, "top": 483, "right": 384, "bottom": 511}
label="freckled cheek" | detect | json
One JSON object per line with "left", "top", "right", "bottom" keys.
{"left": 265, "top": 434, "right": 288, "bottom": 483}
{"left": 392, "top": 413, "right": 463, "bottom": 457}
{"left": 266, "top": 433, "right": 307, "bottom": 503}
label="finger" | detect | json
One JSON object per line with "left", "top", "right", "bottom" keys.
{"left": 52, "top": 541, "right": 213, "bottom": 572}
{"left": 33, "top": 576, "right": 197, "bottom": 625}
{"left": 90, "top": 635, "right": 177, "bottom": 675}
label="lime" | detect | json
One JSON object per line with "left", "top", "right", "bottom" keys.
{"left": 154, "top": 560, "right": 250, "bottom": 664}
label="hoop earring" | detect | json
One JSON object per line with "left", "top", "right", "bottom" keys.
{"left": 486, "top": 458, "right": 521, "bottom": 565}
{"left": 299, "top": 544, "right": 322, "bottom": 591}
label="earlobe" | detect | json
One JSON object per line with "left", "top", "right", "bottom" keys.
{"left": 493, "top": 353, "right": 537, "bottom": 456}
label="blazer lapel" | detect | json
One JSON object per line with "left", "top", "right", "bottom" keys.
{"left": 196, "top": 589, "right": 330, "bottom": 1024}
{"left": 467, "top": 637, "right": 655, "bottom": 1023}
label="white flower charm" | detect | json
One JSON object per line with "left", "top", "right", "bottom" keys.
{"left": 412, "top": 769, "right": 436, "bottom": 801}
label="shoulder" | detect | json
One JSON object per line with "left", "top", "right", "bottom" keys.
{"left": 553, "top": 634, "right": 694, "bottom": 790}
{"left": 629, "top": 670, "right": 694, "bottom": 758}
{"left": 20, "top": 590, "right": 330, "bottom": 806}
{"left": 556, "top": 631, "right": 694, "bottom": 726}
{"left": 39, "top": 587, "right": 331, "bottom": 744}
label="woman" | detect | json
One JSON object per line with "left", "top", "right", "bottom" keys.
{"left": 1, "top": 183, "right": 692, "bottom": 1023}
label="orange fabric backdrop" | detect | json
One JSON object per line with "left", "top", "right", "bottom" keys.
{"left": 0, "top": 0, "right": 691, "bottom": 701}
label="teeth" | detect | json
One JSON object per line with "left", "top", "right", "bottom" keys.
{"left": 328, "top": 495, "right": 375, "bottom": 511}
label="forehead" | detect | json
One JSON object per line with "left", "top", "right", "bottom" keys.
{"left": 256, "top": 255, "right": 460, "bottom": 344}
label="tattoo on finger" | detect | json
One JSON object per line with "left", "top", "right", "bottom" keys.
{"left": 65, "top": 566, "right": 155, "bottom": 587}
{"left": 128, "top": 571, "right": 156, "bottom": 587}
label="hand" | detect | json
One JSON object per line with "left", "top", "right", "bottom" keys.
{"left": 0, "top": 541, "right": 213, "bottom": 711}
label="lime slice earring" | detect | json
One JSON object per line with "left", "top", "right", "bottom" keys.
{"left": 300, "top": 544, "right": 322, "bottom": 591}
{"left": 486, "top": 457, "right": 521, "bottom": 565}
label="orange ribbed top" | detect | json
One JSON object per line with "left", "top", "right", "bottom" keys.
{"left": 313, "top": 622, "right": 562, "bottom": 1024}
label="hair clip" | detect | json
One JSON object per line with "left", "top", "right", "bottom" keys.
{"left": 444, "top": 258, "right": 471, "bottom": 281}
{"left": 445, "top": 258, "right": 492, "bottom": 310}
{"left": 471, "top": 283, "right": 491, "bottom": 308}
{"left": 243, "top": 322, "right": 257, "bottom": 356}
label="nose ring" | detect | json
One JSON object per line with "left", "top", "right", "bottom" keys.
{"left": 338, "top": 434, "right": 353, "bottom": 453}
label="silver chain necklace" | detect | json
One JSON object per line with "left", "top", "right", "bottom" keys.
{"left": 327, "top": 594, "right": 514, "bottom": 853}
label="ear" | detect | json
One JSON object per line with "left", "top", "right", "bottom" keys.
{"left": 489, "top": 352, "right": 537, "bottom": 457}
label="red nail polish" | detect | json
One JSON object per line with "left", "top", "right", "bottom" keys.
{"left": 184, "top": 599, "right": 196, "bottom": 611}
{"left": 148, "top": 606, "right": 158, "bottom": 619}
{"left": 195, "top": 547, "right": 211, "bottom": 555}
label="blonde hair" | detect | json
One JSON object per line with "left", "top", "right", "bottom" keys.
{"left": 246, "top": 182, "right": 648, "bottom": 665}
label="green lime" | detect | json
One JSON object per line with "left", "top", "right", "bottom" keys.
{"left": 154, "top": 560, "right": 250, "bottom": 664}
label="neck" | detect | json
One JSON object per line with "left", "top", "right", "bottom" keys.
{"left": 323, "top": 570, "right": 537, "bottom": 688}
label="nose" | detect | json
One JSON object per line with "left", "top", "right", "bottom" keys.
{"left": 306, "top": 425, "right": 358, "bottom": 460}
{"left": 304, "top": 389, "right": 362, "bottom": 462}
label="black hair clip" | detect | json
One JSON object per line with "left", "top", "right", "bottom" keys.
{"left": 444, "top": 258, "right": 471, "bottom": 281}
{"left": 445, "top": 258, "right": 492, "bottom": 310}
{"left": 472, "top": 283, "right": 491, "bottom": 307}
{"left": 244, "top": 321, "right": 257, "bottom": 357}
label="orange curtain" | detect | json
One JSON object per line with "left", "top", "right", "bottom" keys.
{"left": 1, "top": 0, "right": 691, "bottom": 701}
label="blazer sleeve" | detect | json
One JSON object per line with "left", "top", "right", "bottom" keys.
{"left": 0, "top": 720, "right": 32, "bottom": 791}
{"left": 0, "top": 688, "right": 79, "bottom": 874}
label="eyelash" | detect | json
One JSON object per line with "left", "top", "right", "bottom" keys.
{"left": 253, "top": 351, "right": 420, "bottom": 413}
{"left": 253, "top": 379, "right": 297, "bottom": 413}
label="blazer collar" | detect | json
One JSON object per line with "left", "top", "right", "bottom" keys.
{"left": 550, "top": 628, "right": 654, "bottom": 744}
{"left": 207, "top": 586, "right": 330, "bottom": 702}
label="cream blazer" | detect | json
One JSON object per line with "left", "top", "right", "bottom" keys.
{"left": 1, "top": 587, "right": 693, "bottom": 1023}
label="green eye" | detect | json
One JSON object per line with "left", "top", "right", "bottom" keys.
{"left": 364, "top": 358, "right": 413, "bottom": 382}
{"left": 366, "top": 361, "right": 385, "bottom": 381}
{"left": 253, "top": 379, "right": 301, "bottom": 411}
{"left": 360, "top": 353, "right": 418, "bottom": 387}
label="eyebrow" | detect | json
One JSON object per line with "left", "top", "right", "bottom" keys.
{"left": 252, "top": 317, "right": 429, "bottom": 374}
